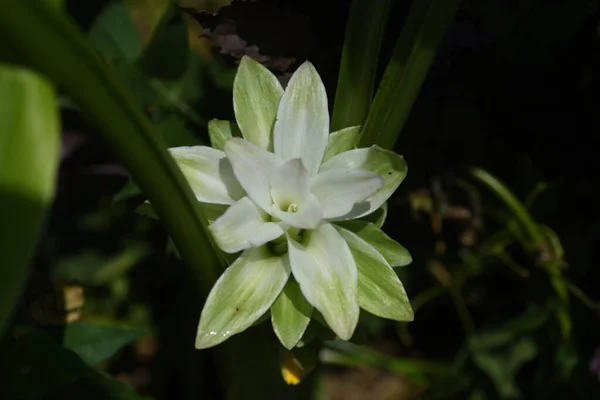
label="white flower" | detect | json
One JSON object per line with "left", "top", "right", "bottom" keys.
{"left": 168, "top": 56, "right": 413, "bottom": 350}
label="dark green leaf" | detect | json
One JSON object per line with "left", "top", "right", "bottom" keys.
{"left": 359, "top": 0, "right": 460, "bottom": 148}
{"left": 63, "top": 322, "right": 149, "bottom": 366}
{"left": 0, "top": 330, "right": 148, "bottom": 400}
{"left": 140, "top": 5, "right": 189, "bottom": 79}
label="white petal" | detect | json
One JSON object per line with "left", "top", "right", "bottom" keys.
{"left": 287, "top": 223, "right": 359, "bottom": 340}
{"left": 196, "top": 247, "right": 290, "bottom": 349}
{"left": 320, "top": 146, "right": 407, "bottom": 220}
{"left": 233, "top": 56, "right": 283, "bottom": 150}
{"left": 224, "top": 137, "right": 283, "bottom": 212}
{"left": 209, "top": 197, "right": 284, "bottom": 253}
{"left": 271, "top": 193, "right": 322, "bottom": 230}
{"left": 169, "top": 146, "right": 245, "bottom": 205}
{"left": 273, "top": 62, "right": 329, "bottom": 176}
{"left": 310, "top": 168, "right": 383, "bottom": 219}
{"left": 270, "top": 158, "right": 310, "bottom": 210}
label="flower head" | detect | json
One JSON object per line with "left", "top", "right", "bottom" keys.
{"left": 169, "top": 56, "right": 413, "bottom": 350}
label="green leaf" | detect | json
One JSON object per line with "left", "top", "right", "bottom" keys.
{"left": 359, "top": 0, "right": 460, "bottom": 149}
{"left": 140, "top": 5, "right": 188, "bottom": 79}
{"left": 337, "top": 227, "right": 413, "bottom": 321}
{"left": 323, "top": 125, "right": 361, "bottom": 162}
{"left": 196, "top": 247, "right": 290, "bottom": 349}
{"left": 88, "top": 0, "right": 142, "bottom": 63}
{"left": 63, "top": 322, "right": 149, "bottom": 366}
{"left": 0, "top": 65, "right": 59, "bottom": 336}
{"left": 335, "top": 220, "right": 411, "bottom": 267}
{"left": 271, "top": 278, "right": 313, "bottom": 349}
{"left": 360, "top": 202, "right": 388, "bottom": 228}
{"left": 113, "top": 179, "right": 142, "bottom": 202}
{"left": 0, "top": 0, "right": 226, "bottom": 291}
{"left": 331, "top": 0, "right": 391, "bottom": 131}
{"left": 0, "top": 330, "right": 149, "bottom": 400}
{"left": 321, "top": 145, "right": 408, "bottom": 220}
{"left": 55, "top": 244, "right": 149, "bottom": 285}
{"left": 155, "top": 113, "right": 202, "bottom": 147}
{"left": 321, "top": 340, "right": 449, "bottom": 388}
{"left": 208, "top": 119, "right": 242, "bottom": 150}
{"left": 468, "top": 308, "right": 549, "bottom": 399}
{"left": 233, "top": 56, "right": 283, "bottom": 150}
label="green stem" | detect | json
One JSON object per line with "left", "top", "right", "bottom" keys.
{"left": 331, "top": 0, "right": 391, "bottom": 132}
{"left": 0, "top": 0, "right": 224, "bottom": 292}
{"left": 470, "top": 167, "right": 546, "bottom": 247}
{"left": 359, "top": 0, "right": 460, "bottom": 149}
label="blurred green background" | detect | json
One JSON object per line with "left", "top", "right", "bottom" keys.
{"left": 2, "top": 0, "right": 600, "bottom": 399}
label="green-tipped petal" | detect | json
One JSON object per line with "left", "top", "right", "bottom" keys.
{"left": 169, "top": 146, "right": 245, "bottom": 205}
{"left": 209, "top": 197, "right": 284, "bottom": 253}
{"left": 273, "top": 62, "right": 329, "bottom": 176}
{"left": 208, "top": 119, "right": 241, "bottom": 150}
{"left": 271, "top": 277, "right": 313, "bottom": 349}
{"left": 287, "top": 223, "right": 359, "bottom": 340}
{"left": 196, "top": 247, "right": 290, "bottom": 349}
{"left": 337, "top": 228, "right": 413, "bottom": 321}
{"left": 335, "top": 220, "right": 412, "bottom": 267}
{"left": 233, "top": 56, "right": 283, "bottom": 150}
{"left": 323, "top": 125, "right": 361, "bottom": 162}
{"left": 224, "top": 137, "right": 283, "bottom": 212}
{"left": 320, "top": 146, "right": 407, "bottom": 219}
{"left": 310, "top": 168, "right": 383, "bottom": 220}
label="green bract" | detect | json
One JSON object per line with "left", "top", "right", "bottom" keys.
{"left": 169, "top": 56, "right": 413, "bottom": 350}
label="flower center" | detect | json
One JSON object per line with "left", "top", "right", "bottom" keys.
{"left": 269, "top": 226, "right": 303, "bottom": 256}
{"left": 287, "top": 203, "right": 298, "bottom": 213}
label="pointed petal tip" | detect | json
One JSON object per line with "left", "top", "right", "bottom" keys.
{"left": 195, "top": 330, "right": 225, "bottom": 350}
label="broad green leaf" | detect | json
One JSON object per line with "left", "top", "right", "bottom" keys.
{"left": 338, "top": 227, "right": 413, "bottom": 321}
{"left": 63, "top": 322, "right": 149, "bottom": 366}
{"left": 323, "top": 125, "right": 361, "bottom": 162}
{"left": 0, "top": 0, "right": 224, "bottom": 291}
{"left": 331, "top": 0, "right": 391, "bottom": 131}
{"left": 208, "top": 119, "right": 241, "bottom": 150}
{"left": 336, "top": 220, "right": 411, "bottom": 267}
{"left": 0, "top": 65, "right": 59, "bottom": 336}
{"left": 359, "top": 0, "right": 460, "bottom": 148}
{"left": 272, "top": 278, "right": 313, "bottom": 349}
{"left": 140, "top": 5, "right": 188, "bottom": 79}
{"left": 0, "top": 330, "right": 149, "bottom": 400}
{"left": 287, "top": 223, "right": 359, "bottom": 340}
{"left": 196, "top": 247, "right": 290, "bottom": 349}
{"left": 233, "top": 56, "right": 283, "bottom": 150}
{"left": 321, "top": 145, "right": 407, "bottom": 220}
